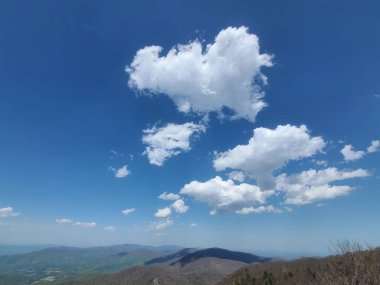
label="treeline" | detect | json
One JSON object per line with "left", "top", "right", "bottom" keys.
{"left": 220, "top": 241, "right": 380, "bottom": 285}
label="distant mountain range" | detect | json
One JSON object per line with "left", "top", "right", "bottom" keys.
{"left": 0, "top": 244, "right": 183, "bottom": 284}
{"left": 0, "top": 245, "right": 60, "bottom": 256}
{"left": 0, "top": 244, "right": 272, "bottom": 285}
{"left": 65, "top": 247, "right": 272, "bottom": 285}
{"left": 1, "top": 243, "right": 378, "bottom": 285}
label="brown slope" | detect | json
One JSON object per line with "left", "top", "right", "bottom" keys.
{"left": 63, "top": 257, "right": 247, "bottom": 285}
{"left": 217, "top": 247, "right": 380, "bottom": 285}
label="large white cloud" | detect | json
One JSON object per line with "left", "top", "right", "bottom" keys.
{"left": 0, "top": 207, "right": 20, "bottom": 217}
{"left": 180, "top": 176, "right": 273, "bottom": 215}
{"left": 142, "top": 122, "right": 205, "bottom": 166}
{"left": 127, "top": 26, "right": 273, "bottom": 122}
{"left": 275, "top": 167, "right": 370, "bottom": 205}
{"left": 214, "top": 124, "right": 325, "bottom": 188}
{"left": 341, "top": 145, "right": 365, "bottom": 161}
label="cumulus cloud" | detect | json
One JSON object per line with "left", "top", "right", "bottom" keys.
{"left": 154, "top": 219, "right": 173, "bottom": 230}
{"left": 127, "top": 26, "right": 273, "bottom": 122}
{"left": 104, "top": 226, "right": 116, "bottom": 232}
{"left": 110, "top": 165, "right": 130, "bottom": 178}
{"left": 341, "top": 145, "right": 365, "bottom": 161}
{"left": 276, "top": 167, "right": 370, "bottom": 205}
{"left": 55, "top": 218, "right": 73, "bottom": 224}
{"left": 0, "top": 207, "right": 20, "bottom": 217}
{"left": 228, "top": 171, "right": 246, "bottom": 182}
{"left": 190, "top": 223, "right": 197, "bottom": 227}
{"left": 155, "top": 207, "right": 172, "bottom": 218}
{"left": 235, "top": 205, "right": 281, "bottom": 215}
{"left": 171, "top": 199, "right": 189, "bottom": 214}
{"left": 158, "top": 192, "right": 180, "bottom": 201}
{"left": 73, "top": 222, "right": 96, "bottom": 228}
{"left": 214, "top": 124, "right": 325, "bottom": 188}
{"left": 180, "top": 176, "right": 273, "bottom": 215}
{"left": 367, "top": 140, "right": 380, "bottom": 153}
{"left": 122, "top": 208, "right": 135, "bottom": 216}
{"left": 142, "top": 122, "right": 205, "bottom": 166}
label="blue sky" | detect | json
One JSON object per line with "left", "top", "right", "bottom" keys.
{"left": 0, "top": 0, "right": 379, "bottom": 257}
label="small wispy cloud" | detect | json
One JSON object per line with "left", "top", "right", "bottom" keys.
{"left": 313, "top": 159, "right": 328, "bottom": 167}
{"left": 109, "top": 165, "right": 130, "bottom": 178}
{"left": 367, "top": 140, "right": 380, "bottom": 153}
{"left": 122, "top": 208, "right": 135, "bottom": 216}
{"left": 171, "top": 199, "right": 189, "bottom": 214}
{"left": 154, "top": 219, "right": 173, "bottom": 230}
{"left": 155, "top": 207, "right": 172, "bottom": 218}
{"left": 110, "top": 149, "right": 121, "bottom": 156}
{"left": 0, "top": 207, "right": 20, "bottom": 218}
{"left": 142, "top": 122, "right": 206, "bottom": 166}
{"left": 104, "top": 226, "right": 116, "bottom": 232}
{"left": 158, "top": 192, "right": 180, "bottom": 201}
{"left": 55, "top": 218, "right": 73, "bottom": 224}
{"left": 72, "top": 222, "right": 96, "bottom": 228}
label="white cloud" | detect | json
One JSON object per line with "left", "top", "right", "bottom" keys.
{"left": 110, "top": 165, "right": 130, "bottom": 178}
{"left": 0, "top": 207, "right": 20, "bottom": 217}
{"left": 276, "top": 167, "right": 370, "bottom": 205}
{"left": 142, "top": 122, "right": 205, "bottom": 166}
{"left": 155, "top": 207, "right": 172, "bottom": 218}
{"left": 228, "top": 171, "right": 246, "bottom": 182}
{"left": 180, "top": 176, "right": 273, "bottom": 215}
{"left": 313, "top": 159, "right": 328, "bottom": 167}
{"left": 154, "top": 219, "right": 173, "bottom": 230}
{"left": 341, "top": 145, "right": 365, "bottom": 161}
{"left": 55, "top": 218, "right": 73, "bottom": 224}
{"left": 73, "top": 222, "right": 96, "bottom": 228}
{"left": 127, "top": 26, "right": 273, "bottom": 122}
{"left": 110, "top": 149, "right": 121, "bottom": 156}
{"left": 171, "top": 199, "right": 189, "bottom": 214}
{"left": 158, "top": 192, "right": 180, "bottom": 201}
{"left": 190, "top": 223, "right": 197, "bottom": 227}
{"left": 235, "top": 205, "right": 281, "bottom": 215}
{"left": 367, "top": 140, "right": 380, "bottom": 153}
{"left": 104, "top": 226, "right": 116, "bottom": 232}
{"left": 214, "top": 125, "right": 325, "bottom": 188}
{"left": 122, "top": 208, "right": 135, "bottom": 216}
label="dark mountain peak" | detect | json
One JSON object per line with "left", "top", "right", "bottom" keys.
{"left": 171, "top": 247, "right": 271, "bottom": 267}
{"left": 145, "top": 248, "right": 197, "bottom": 265}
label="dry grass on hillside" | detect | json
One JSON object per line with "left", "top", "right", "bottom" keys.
{"left": 219, "top": 241, "right": 380, "bottom": 285}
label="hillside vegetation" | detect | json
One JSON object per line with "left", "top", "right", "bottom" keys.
{"left": 219, "top": 241, "right": 380, "bottom": 285}
{"left": 0, "top": 244, "right": 181, "bottom": 284}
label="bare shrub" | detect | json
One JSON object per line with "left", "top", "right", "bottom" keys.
{"left": 314, "top": 240, "right": 380, "bottom": 285}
